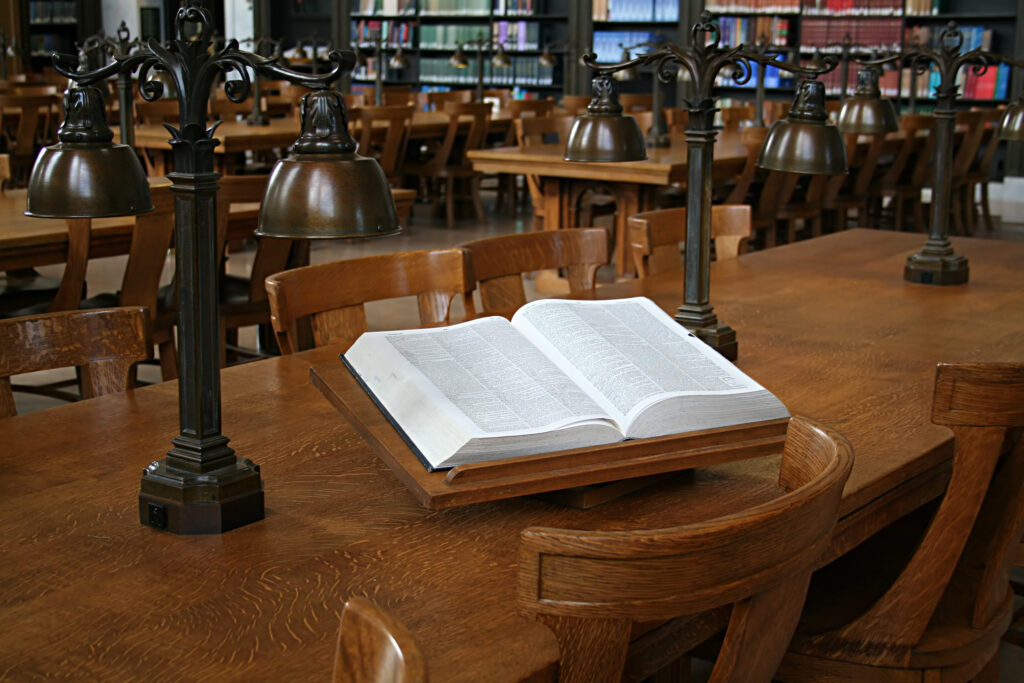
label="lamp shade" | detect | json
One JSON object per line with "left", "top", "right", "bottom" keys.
{"left": 388, "top": 47, "right": 409, "bottom": 70}
{"left": 1000, "top": 100, "right": 1024, "bottom": 142}
{"left": 758, "top": 79, "right": 847, "bottom": 175}
{"left": 256, "top": 89, "right": 400, "bottom": 239}
{"left": 492, "top": 44, "right": 511, "bottom": 68}
{"left": 538, "top": 49, "right": 556, "bottom": 68}
{"left": 564, "top": 75, "right": 646, "bottom": 162}
{"left": 449, "top": 45, "right": 468, "bottom": 69}
{"left": 26, "top": 85, "right": 151, "bottom": 218}
{"left": 837, "top": 67, "right": 899, "bottom": 134}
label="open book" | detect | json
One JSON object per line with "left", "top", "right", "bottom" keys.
{"left": 343, "top": 297, "right": 788, "bottom": 471}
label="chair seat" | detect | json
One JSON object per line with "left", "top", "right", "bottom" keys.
{"left": 0, "top": 269, "right": 64, "bottom": 314}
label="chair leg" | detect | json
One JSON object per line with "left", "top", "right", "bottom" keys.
{"left": 444, "top": 178, "right": 456, "bottom": 229}
{"left": 471, "top": 176, "right": 485, "bottom": 221}
{"left": 980, "top": 182, "right": 994, "bottom": 231}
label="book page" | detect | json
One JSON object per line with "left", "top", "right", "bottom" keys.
{"left": 345, "top": 316, "right": 619, "bottom": 466}
{"left": 512, "top": 297, "right": 778, "bottom": 428}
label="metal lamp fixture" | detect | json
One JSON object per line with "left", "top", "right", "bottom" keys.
{"left": 359, "top": 30, "right": 409, "bottom": 106}
{"left": 998, "top": 57, "right": 1024, "bottom": 141}
{"left": 563, "top": 72, "right": 646, "bottom": 162}
{"left": 25, "top": 1, "right": 399, "bottom": 535}
{"left": 449, "top": 36, "right": 511, "bottom": 102}
{"left": 240, "top": 37, "right": 282, "bottom": 126}
{"left": 757, "top": 78, "right": 848, "bottom": 175}
{"left": 389, "top": 45, "right": 410, "bottom": 71}
{"left": 617, "top": 36, "right": 670, "bottom": 148}
{"left": 567, "top": 11, "right": 844, "bottom": 360}
{"left": 857, "top": 22, "right": 1002, "bottom": 285}
{"left": 836, "top": 64, "right": 899, "bottom": 134}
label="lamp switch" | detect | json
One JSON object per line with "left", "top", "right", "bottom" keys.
{"left": 147, "top": 503, "right": 167, "bottom": 530}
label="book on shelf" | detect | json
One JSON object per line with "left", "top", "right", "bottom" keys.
{"left": 343, "top": 297, "right": 789, "bottom": 471}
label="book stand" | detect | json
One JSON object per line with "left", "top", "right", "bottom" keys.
{"left": 311, "top": 363, "right": 790, "bottom": 510}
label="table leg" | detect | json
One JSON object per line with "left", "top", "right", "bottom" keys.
{"left": 613, "top": 185, "right": 640, "bottom": 277}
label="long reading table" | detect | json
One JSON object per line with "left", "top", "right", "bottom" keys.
{"left": 1, "top": 230, "right": 1021, "bottom": 680}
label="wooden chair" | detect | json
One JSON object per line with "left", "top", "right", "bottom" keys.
{"left": 83, "top": 185, "right": 178, "bottom": 380}
{"left": 134, "top": 98, "right": 180, "bottom": 125}
{"left": 358, "top": 86, "right": 416, "bottom": 108}
{"left": 561, "top": 94, "right": 591, "bottom": 115}
{"left": 350, "top": 104, "right": 415, "bottom": 185}
{"left": 965, "top": 108, "right": 1004, "bottom": 233}
{"left": 0, "top": 92, "right": 60, "bottom": 185}
{"left": 403, "top": 101, "right": 491, "bottom": 229}
{"left": 460, "top": 228, "right": 609, "bottom": 314}
{"left": 948, "top": 109, "right": 999, "bottom": 235}
{"left": 504, "top": 98, "right": 555, "bottom": 120}
{"left": 425, "top": 89, "right": 472, "bottom": 112}
{"left": 518, "top": 415, "right": 853, "bottom": 683}
{"left": 664, "top": 107, "right": 689, "bottom": 134}
{"left": 777, "top": 362, "right": 1024, "bottom": 683}
{"left": 264, "top": 248, "right": 476, "bottom": 354}
{"left": 627, "top": 205, "right": 752, "bottom": 277}
{"left": 618, "top": 93, "right": 652, "bottom": 112}
{"left": 482, "top": 89, "right": 512, "bottom": 109}
{"left": 0, "top": 218, "right": 91, "bottom": 315}
{"left": 332, "top": 597, "right": 427, "bottom": 683}
{"left": 215, "top": 174, "right": 296, "bottom": 364}
{"left": 820, "top": 131, "right": 888, "bottom": 231}
{"left": 869, "top": 113, "right": 935, "bottom": 231}
{"left": 0, "top": 307, "right": 150, "bottom": 418}
{"left": 721, "top": 105, "right": 756, "bottom": 132}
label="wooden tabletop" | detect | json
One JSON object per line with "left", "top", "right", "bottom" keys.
{"left": 467, "top": 131, "right": 750, "bottom": 186}
{"left": 129, "top": 110, "right": 514, "bottom": 153}
{"left": 1, "top": 229, "right": 1021, "bottom": 680}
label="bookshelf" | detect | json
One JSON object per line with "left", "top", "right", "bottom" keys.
{"left": 19, "top": 0, "right": 100, "bottom": 72}
{"left": 348, "top": 0, "right": 571, "bottom": 98}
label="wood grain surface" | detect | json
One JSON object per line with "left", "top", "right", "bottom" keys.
{"left": 1, "top": 230, "right": 1021, "bottom": 681}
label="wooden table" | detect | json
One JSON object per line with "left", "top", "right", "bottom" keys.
{"left": 130, "top": 111, "right": 514, "bottom": 174}
{"left": 467, "top": 135, "right": 749, "bottom": 276}
{"left": 2, "top": 230, "right": 1021, "bottom": 681}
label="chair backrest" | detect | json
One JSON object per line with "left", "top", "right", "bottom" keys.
{"left": 877, "top": 113, "right": 934, "bottom": 188}
{"left": 619, "top": 93, "right": 652, "bottom": 112}
{"left": 426, "top": 89, "right": 472, "bottom": 112}
{"left": 796, "top": 363, "right": 1024, "bottom": 661}
{"left": 967, "top": 108, "right": 1004, "bottom": 181}
{"left": 209, "top": 96, "right": 250, "bottom": 121}
{"left": 561, "top": 94, "right": 591, "bottom": 115}
{"left": 482, "top": 88, "right": 512, "bottom": 109}
{"left": 0, "top": 307, "right": 150, "bottom": 417}
{"left": 0, "top": 93, "right": 60, "bottom": 157}
{"left": 628, "top": 205, "right": 752, "bottom": 277}
{"left": 359, "top": 86, "right": 416, "bottom": 108}
{"left": 441, "top": 101, "right": 492, "bottom": 167}
{"left": 135, "top": 98, "right": 181, "bottom": 125}
{"left": 350, "top": 104, "right": 414, "bottom": 184}
{"left": 518, "top": 416, "right": 853, "bottom": 683}
{"left": 264, "top": 248, "right": 477, "bottom": 354}
{"left": 514, "top": 115, "right": 576, "bottom": 211}
{"left": 664, "top": 107, "right": 689, "bottom": 132}
{"left": 505, "top": 98, "right": 555, "bottom": 119}
{"left": 950, "top": 109, "right": 987, "bottom": 181}
{"left": 118, "top": 185, "right": 176, "bottom": 315}
{"left": 216, "top": 175, "right": 290, "bottom": 304}
{"left": 332, "top": 597, "right": 427, "bottom": 683}
{"left": 460, "top": 228, "right": 609, "bottom": 314}
{"left": 725, "top": 126, "right": 769, "bottom": 205}
{"left": 721, "top": 105, "right": 756, "bottom": 131}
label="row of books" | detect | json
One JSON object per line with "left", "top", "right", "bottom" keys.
{"left": 906, "top": 25, "right": 996, "bottom": 52}
{"left": 706, "top": 0, "right": 801, "bottom": 12}
{"left": 352, "top": 20, "right": 415, "bottom": 48}
{"left": 419, "top": 56, "right": 554, "bottom": 86}
{"left": 717, "top": 16, "right": 794, "bottom": 47}
{"left": 354, "top": 0, "right": 417, "bottom": 14}
{"left": 419, "top": 0, "right": 491, "bottom": 16}
{"left": 353, "top": 56, "right": 405, "bottom": 80}
{"left": 902, "top": 63, "right": 1011, "bottom": 100}
{"left": 799, "top": 17, "right": 902, "bottom": 51}
{"left": 419, "top": 84, "right": 548, "bottom": 100}
{"left": 419, "top": 23, "right": 491, "bottom": 49}
{"left": 26, "top": 1, "right": 77, "bottom": 24}
{"left": 592, "top": 0, "right": 680, "bottom": 22}
{"left": 802, "top": 0, "right": 903, "bottom": 15}
{"left": 493, "top": 0, "right": 538, "bottom": 14}
{"left": 592, "top": 30, "right": 657, "bottom": 63}
{"left": 28, "top": 33, "right": 69, "bottom": 56}
{"left": 905, "top": 0, "right": 942, "bottom": 15}
{"left": 492, "top": 21, "right": 541, "bottom": 51}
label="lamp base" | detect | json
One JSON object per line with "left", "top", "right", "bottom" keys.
{"left": 139, "top": 456, "right": 264, "bottom": 534}
{"left": 675, "top": 304, "right": 738, "bottom": 361}
{"left": 246, "top": 114, "right": 269, "bottom": 127}
{"left": 645, "top": 131, "right": 670, "bottom": 148}
{"left": 904, "top": 249, "right": 969, "bottom": 286}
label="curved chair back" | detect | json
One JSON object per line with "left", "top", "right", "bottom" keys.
{"left": 0, "top": 307, "right": 150, "bottom": 417}
{"left": 628, "top": 205, "right": 752, "bottom": 277}
{"left": 461, "top": 228, "right": 609, "bottom": 314}
{"left": 265, "top": 248, "right": 476, "bottom": 354}
{"left": 519, "top": 416, "right": 853, "bottom": 683}
{"left": 350, "top": 104, "right": 415, "bottom": 184}
{"left": 333, "top": 597, "right": 427, "bottom": 683}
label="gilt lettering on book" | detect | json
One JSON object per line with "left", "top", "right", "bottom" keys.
{"left": 343, "top": 297, "right": 789, "bottom": 470}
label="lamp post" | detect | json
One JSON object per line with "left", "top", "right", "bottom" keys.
{"left": 361, "top": 29, "right": 409, "bottom": 106}
{"left": 853, "top": 23, "right": 991, "bottom": 285}
{"left": 617, "top": 37, "right": 670, "bottom": 148}
{"left": 25, "top": 2, "right": 399, "bottom": 534}
{"left": 450, "top": 35, "right": 510, "bottom": 102}
{"left": 566, "top": 12, "right": 845, "bottom": 360}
